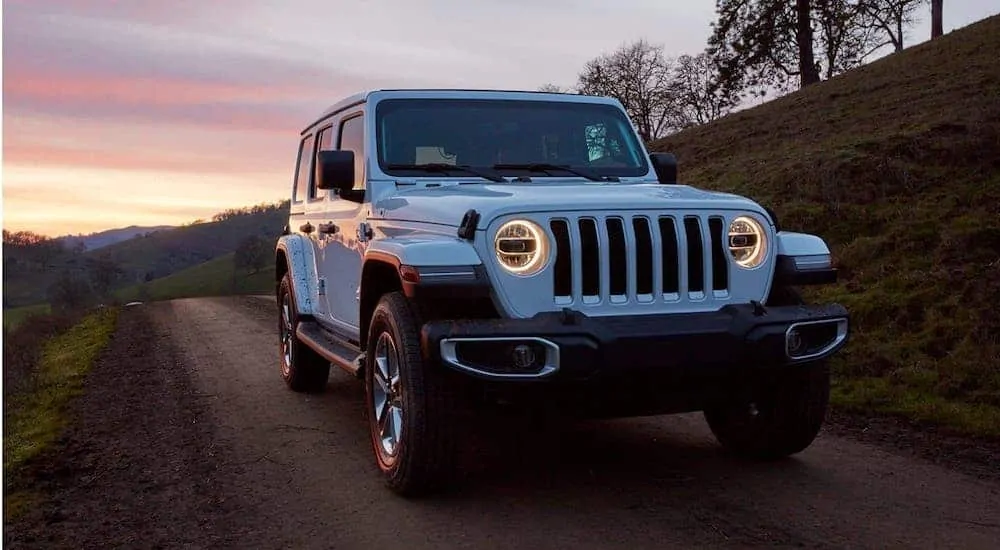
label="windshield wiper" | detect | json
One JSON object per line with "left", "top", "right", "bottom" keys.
{"left": 491, "top": 163, "right": 614, "bottom": 182}
{"left": 385, "top": 163, "right": 508, "bottom": 183}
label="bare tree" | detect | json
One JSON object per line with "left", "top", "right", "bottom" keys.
{"left": 860, "top": 0, "right": 925, "bottom": 52}
{"left": 708, "top": 0, "right": 819, "bottom": 100}
{"left": 931, "top": 0, "right": 943, "bottom": 38}
{"left": 796, "top": 0, "right": 822, "bottom": 86}
{"left": 670, "top": 53, "right": 739, "bottom": 128}
{"left": 537, "top": 83, "right": 574, "bottom": 93}
{"left": 709, "top": 0, "right": 908, "bottom": 100}
{"left": 814, "top": 0, "right": 890, "bottom": 78}
{"left": 576, "top": 39, "right": 676, "bottom": 142}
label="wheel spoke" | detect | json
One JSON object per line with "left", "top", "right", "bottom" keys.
{"left": 379, "top": 399, "right": 392, "bottom": 439}
{"left": 373, "top": 357, "right": 390, "bottom": 393}
{"left": 390, "top": 405, "right": 403, "bottom": 447}
{"left": 371, "top": 330, "right": 404, "bottom": 457}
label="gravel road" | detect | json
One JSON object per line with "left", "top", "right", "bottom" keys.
{"left": 6, "top": 296, "right": 1000, "bottom": 549}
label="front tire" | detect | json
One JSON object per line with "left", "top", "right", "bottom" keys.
{"left": 703, "top": 284, "right": 830, "bottom": 459}
{"left": 364, "top": 291, "right": 460, "bottom": 497}
{"left": 703, "top": 363, "right": 830, "bottom": 459}
{"left": 277, "top": 274, "right": 330, "bottom": 393}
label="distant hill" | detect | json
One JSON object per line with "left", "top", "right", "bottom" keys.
{"left": 115, "top": 251, "right": 275, "bottom": 304}
{"left": 92, "top": 202, "right": 288, "bottom": 284}
{"left": 650, "top": 15, "right": 1000, "bottom": 433}
{"left": 57, "top": 225, "right": 175, "bottom": 252}
{"left": 3, "top": 200, "right": 288, "bottom": 308}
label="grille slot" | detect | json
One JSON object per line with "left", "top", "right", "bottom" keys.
{"left": 607, "top": 218, "right": 627, "bottom": 299}
{"left": 549, "top": 213, "right": 731, "bottom": 307}
{"left": 633, "top": 217, "right": 654, "bottom": 298}
{"left": 684, "top": 217, "right": 705, "bottom": 295}
{"left": 579, "top": 218, "right": 600, "bottom": 301}
{"left": 550, "top": 220, "right": 572, "bottom": 298}
{"left": 709, "top": 217, "right": 729, "bottom": 292}
{"left": 658, "top": 217, "right": 680, "bottom": 295}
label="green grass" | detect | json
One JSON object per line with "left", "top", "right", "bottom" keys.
{"left": 114, "top": 252, "right": 275, "bottom": 303}
{"left": 651, "top": 15, "right": 1000, "bottom": 438}
{"left": 3, "top": 304, "right": 51, "bottom": 331}
{"left": 3, "top": 307, "right": 119, "bottom": 520}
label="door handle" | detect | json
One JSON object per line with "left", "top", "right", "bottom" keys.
{"left": 300, "top": 222, "right": 314, "bottom": 234}
{"left": 318, "top": 222, "right": 339, "bottom": 235}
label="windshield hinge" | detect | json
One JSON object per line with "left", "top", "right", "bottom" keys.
{"left": 457, "top": 209, "right": 480, "bottom": 240}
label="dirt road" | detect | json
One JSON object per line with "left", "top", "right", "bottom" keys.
{"left": 7, "top": 296, "right": 1000, "bottom": 549}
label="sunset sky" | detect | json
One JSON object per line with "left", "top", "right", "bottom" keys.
{"left": 3, "top": 1, "right": 997, "bottom": 237}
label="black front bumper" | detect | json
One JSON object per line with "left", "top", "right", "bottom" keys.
{"left": 420, "top": 302, "right": 849, "bottom": 384}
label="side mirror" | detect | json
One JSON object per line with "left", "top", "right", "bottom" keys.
{"left": 649, "top": 152, "right": 677, "bottom": 184}
{"left": 316, "top": 150, "right": 355, "bottom": 193}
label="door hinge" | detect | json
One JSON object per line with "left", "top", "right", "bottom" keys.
{"left": 357, "top": 222, "right": 373, "bottom": 242}
{"left": 318, "top": 278, "right": 326, "bottom": 296}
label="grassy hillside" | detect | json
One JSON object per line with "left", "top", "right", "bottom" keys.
{"left": 3, "top": 201, "right": 286, "bottom": 308}
{"left": 96, "top": 205, "right": 285, "bottom": 283}
{"left": 115, "top": 252, "right": 275, "bottom": 303}
{"left": 651, "top": 15, "right": 1000, "bottom": 435}
{"left": 3, "top": 304, "right": 52, "bottom": 331}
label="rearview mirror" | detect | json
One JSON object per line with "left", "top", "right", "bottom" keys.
{"left": 649, "top": 152, "right": 677, "bottom": 184}
{"left": 316, "top": 150, "right": 355, "bottom": 193}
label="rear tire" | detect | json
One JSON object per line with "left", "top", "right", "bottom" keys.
{"left": 703, "top": 284, "right": 830, "bottom": 459}
{"left": 278, "top": 274, "right": 330, "bottom": 393}
{"left": 364, "top": 291, "right": 461, "bottom": 497}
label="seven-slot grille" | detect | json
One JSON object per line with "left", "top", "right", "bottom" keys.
{"left": 548, "top": 214, "right": 730, "bottom": 306}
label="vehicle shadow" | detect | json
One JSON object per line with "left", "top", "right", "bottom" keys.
{"left": 454, "top": 409, "right": 818, "bottom": 492}
{"left": 320, "top": 369, "right": 823, "bottom": 498}
{"left": 311, "top": 371, "right": 845, "bottom": 547}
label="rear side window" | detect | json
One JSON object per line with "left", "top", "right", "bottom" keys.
{"left": 293, "top": 134, "right": 315, "bottom": 203}
{"left": 338, "top": 115, "right": 365, "bottom": 190}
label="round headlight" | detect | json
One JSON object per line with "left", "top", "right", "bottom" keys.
{"left": 494, "top": 219, "right": 549, "bottom": 276}
{"left": 728, "top": 215, "right": 768, "bottom": 269}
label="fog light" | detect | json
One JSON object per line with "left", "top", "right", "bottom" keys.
{"left": 512, "top": 344, "right": 538, "bottom": 370}
{"left": 787, "top": 328, "right": 805, "bottom": 356}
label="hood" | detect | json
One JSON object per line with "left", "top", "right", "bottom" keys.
{"left": 371, "top": 181, "right": 765, "bottom": 228}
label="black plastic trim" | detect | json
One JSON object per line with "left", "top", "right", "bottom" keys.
{"left": 420, "top": 302, "right": 849, "bottom": 383}
{"left": 457, "top": 209, "right": 480, "bottom": 240}
{"left": 774, "top": 255, "right": 838, "bottom": 285}
{"left": 296, "top": 321, "right": 364, "bottom": 378}
{"left": 402, "top": 264, "right": 492, "bottom": 300}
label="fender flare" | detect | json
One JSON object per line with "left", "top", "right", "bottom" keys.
{"left": 364, "top": 235, "right": 484, "bottom": 267}
{"left": 358, "top": 236, "right": 491, "bottom": 340}
{"left": 275, "top": 234, "right": 320, "bottom": 317}
{"left": 774, "top": 231, "right": 837, "bottom": 286}
{"left": 776, "top": 231, "right": 832, "bottom": 257}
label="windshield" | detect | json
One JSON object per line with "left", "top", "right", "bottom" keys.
{"left": 375, "top": 98, "right": 649, "bottom": 179}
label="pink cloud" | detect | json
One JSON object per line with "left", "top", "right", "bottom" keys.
{"left": 3, "top": 142, "right": 285, "bottom": 176}
{"left": 6, "top": 71, "right": 317, "bottom": 109}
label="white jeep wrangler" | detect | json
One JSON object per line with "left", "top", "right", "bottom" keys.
{"left": 275, "top": 88, "right": 849, "bottom": 496}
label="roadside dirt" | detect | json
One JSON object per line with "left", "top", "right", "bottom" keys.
{"left": 5, "top": 296, "right": 1000, "bottom": 549}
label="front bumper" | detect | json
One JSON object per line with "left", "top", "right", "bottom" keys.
{"left": 420, "top": 302, "right": 849, "bottom": 383}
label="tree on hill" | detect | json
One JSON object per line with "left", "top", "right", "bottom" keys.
{"left": 3, "top": 229, "right": 67, "bottom": 271}
{"left": 931, "top": 0, "right": 943, "bottom": 38}
{"left": 47, "top": 271, "right": 93, "bottom": 313}
{"left": 576, "top": 39, "right": 676, "bottom": 142}
{"left": 707, "top": 0, "right": 893, "bottom": 99}
{"left": 861, "top": 0, "right": 927, "bottom": 52}
{"left": 671, "top": 52, "right": 741, "bottom": 128}
{"left": 234, "top": 235, "right": 271, "bottom": 275}
{"left": 86, "top": 253, "right": 124, "bottom": 300}
{"left": 537, "top": 83, "right": 574, "bottom": 93}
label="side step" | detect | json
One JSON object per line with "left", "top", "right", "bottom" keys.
{"left": 296, "top": 321, "right": 365, "bottom": 378}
